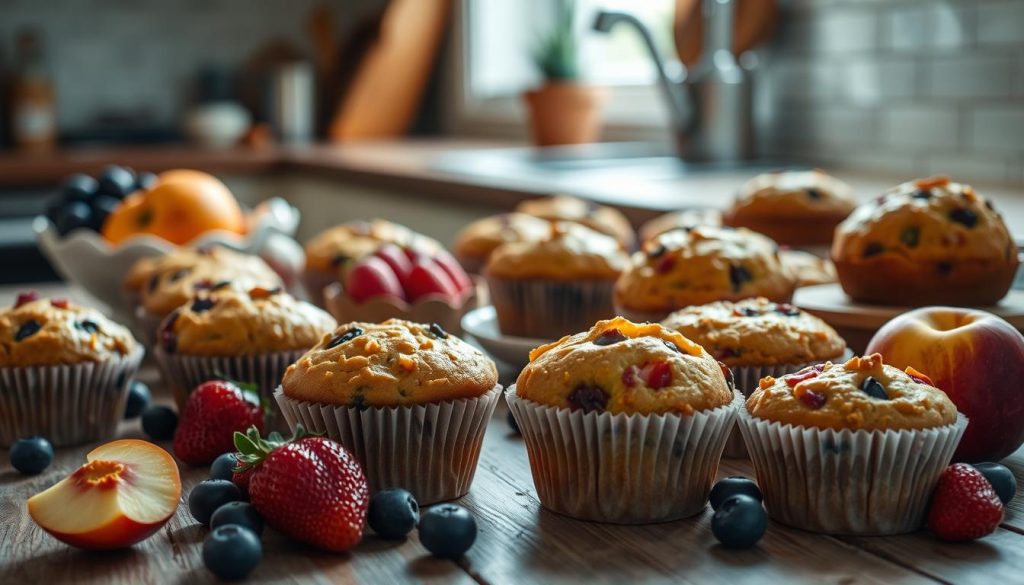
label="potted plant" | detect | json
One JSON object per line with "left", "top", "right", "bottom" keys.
{"left": 523, "top": 0, "right": 607, "bottom": 147}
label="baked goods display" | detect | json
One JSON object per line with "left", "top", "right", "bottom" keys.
{"left": 832, "top": 177, "right": 1018, "bottom": 307}
{"left": 515, "top": 194, "right": 636, "bottom": 249}
{"left": 452, "top": 212, "right": 552, "bottom": 273}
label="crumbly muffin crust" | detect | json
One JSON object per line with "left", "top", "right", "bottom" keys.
{"left": 638, "top": 209, "right": 722, "bottom": 244}
{"left": 453, "top": 213, "right": 552, "bottom": 270}
{"left": 485, "top": 222, "right": 628, "bottom": 281}
{"left": 515, "top": 195, "right": 636, "bottom": 248}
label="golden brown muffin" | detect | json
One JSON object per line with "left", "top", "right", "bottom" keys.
{"left": 158, "top": 287, "right": 336, "bottom": 357}
{"left": 779, "top": 249, "right": 837, "bottom": 287}
{"left": 516, "top": 317, "right": 733, "bottom": 416}
{"left": 661, "top": 297, "right": 846, "bottom": 367}
{"left": 516, "top": 195, "right": 635, "bottom": 249}
{"left": 485, "top": 221, "right": 628, "bottom": 281}
{"left": 746, "top": 353, "right": 957, "bottom": 431}
{"left": 638, "top": 209, "right": 722, "bottom": 244}
{"left": 723, "top": 170, "right": 856, "bottom": 246}
{"left": 0, "top": 295, "right": 137, "bottom": 367}
{"left": 281, "top": 319, "right": 498, "bottom": 407}
{"left": 831, "top": 176, "right": 1018, "bottom": 306}
{"left": 303, "top": 219, "right": 441, "bottom": 274}
{"left": 614, "top": 226, "right": 795, "bottom": 320}
{"left": 452, "top": 212, "right": 552, "bottom": 273}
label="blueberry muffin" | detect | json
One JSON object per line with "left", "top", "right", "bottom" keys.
{"left": 832, "top": 177, "right": 1018, "bottom": 306}
{"left": 739, "top": 353, "right": 965, "bottom": 534}
{"left": 723, "top": 170, "right": 856, "bottom": 246}
{"left": 779, "top": 249, "right": 837, "bottom": 287}
{"left": 0, "top": 293, "right": 143, "bottom": 446}
{"left": 453, "top": 212, "right": 552, "bottom": 273}
{"left": 516, "top": 195, "right": 635, "bottom": 249}
{"left": 485, "top": 222, "right": 629, "bottom": 339}
{"left": 638, "top": 208, "right": 722, "bottom": 244}
{"left": 507, "top": 317, "right": 740, "bottom": 523}
{"left": 614, "top": 226, "right": 795, "bottom": 322}
{"left": 276, "top": 319, "right": 501, "bottom": 503}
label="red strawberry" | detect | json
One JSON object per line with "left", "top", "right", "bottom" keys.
{"left": 927, "top": 463, "right": 1004, "bottom": 542}
{"left": 404, "top": 259, "right": 458, "bottom": 302}
{"left": 345, "top": 256, "right": 405, "bottom": 303}
{"left": 236, "top": 426, "right": 369, "bottom": 552}
{"left": 374, "top": 243, "right": 413, "bottom": 282}
{"left": 173, "top": 380, "right": 264, "bottom": 466}
{"left": 432, "top": 249, "right": 473, "bottom": 294}
{"left": 638, "top": 360, "right": 672, "bottom": 389}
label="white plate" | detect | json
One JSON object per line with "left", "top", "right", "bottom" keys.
{"left": 461, "top": 306, "right": 551, "bottom": 369}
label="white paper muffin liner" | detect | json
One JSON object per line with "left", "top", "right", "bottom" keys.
{"left": 506, "top": 386, "right": 743, "bottom": 524}
{"left": 274, "top": 383, "right": 502, "bottom": 505}
{"left": 487, "top": 276, "right": 617, "bottom": 340}
{"left": 0, "top": 346, "right": 144, "bottom": 447}
{"left": 737, "top": 406, "right": 968, "bottom": 535}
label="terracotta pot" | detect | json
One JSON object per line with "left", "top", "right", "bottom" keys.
{"left": 523, "top": 82, "right": 607, "bottom": 147}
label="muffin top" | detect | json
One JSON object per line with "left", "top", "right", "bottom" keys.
{"left": 516, "top": 195, "right": 636, "bottom": 248}
{"left": 453, "top": 213, "right": 552, "bottom": 264}
{"left": 485, "top": 222, "right": 629, "bottom": 281}
{"left": 281, "top": 319, "right": 498, "bottom": 407}
{"left": 831, "top": 177, "right": 1016, "bottom": 266}
{"left": 159, "top": 287, "right": 336, "bottom": 357}
{"left": 614, "top": 226, "right": 795, "bottom": 313}
{"left": 661, "top": 297, "right": 846, "bottom": 367}
{"left": 639, "top": 209, "right": 722, "bottom": 243}
{"left": 516, "top": 317, "right": 734, "bottom": 416}
{"left": 729, "top": 170, "right": 856, "bottom": 218}
{"left": 779, "top": 249, "right": 837, "bottom": 287}
{"left": 304, "top": 219, "right": 441, "bottom": 273}
{"left": 746, "top": 354, "right": 957, "bottom": 431}
{"left": 0, "top": 294, "right": 138, "bottom": 367}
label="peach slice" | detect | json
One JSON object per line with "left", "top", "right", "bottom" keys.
{"left": 27, "top": 439, "right": 181, "bottom": 550}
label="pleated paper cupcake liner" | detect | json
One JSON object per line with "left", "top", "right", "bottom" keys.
{"left": 506, "top": 387, "right": 743, "bottom": 524}
{"left": 487, "top": 276, "right": 617, "bottom": 340}
{"left": 0, "top": 346, "right": 145, "bottom": 447}
{"left": 737, "top": 405, "right": 968, "bottom": 535}
{"left": 274, "top": 384, "right": 502, "bottom": 505}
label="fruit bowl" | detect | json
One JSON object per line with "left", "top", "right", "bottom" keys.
{"left": 35, "top": 197, "right": 301, "bottom": 321}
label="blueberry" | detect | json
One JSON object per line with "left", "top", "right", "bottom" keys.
{"left": 368, "top": 488, "right": 420, "bottom": 540}
{"left": 135, "top": 171, "right": 158, "bottom": 192}
{"left": 203, "top": 524, "right": 262, "bottom": 581}
{"left": 326, "top": 327, "right": 363, "bottom": 349}
{"left": 566, "top": 383, "right": 609, "bottom": 413}
{"left": 428, "top": 323, "right": 448, "bottom": 339}
{"left": 15, "top": 320, "right": 42, "bottom": 341}
{"left": 210, "top": 501, "right": 264, "bottom": 536}
{"left": 418, "top": 504, "right": 477, "bottom": 559}
{"left": 97, "top": 165, "right": 136, "bottom": 199}
{"left": 507, "top": 409, "right": 520, "bottom": 434}
{"left": 191, "top": 298, "right": 216, "bottom": 313}
{"left": 728, "top": 264, "right": 752, "bottom": 292}
{"left": 190, "top": 479, "right": 243, "bottom": 526}
{"left": 55, "top": 201, "right": 93, "bottom": 236}
{"left": 973, "top": 462, "right": 1017, "bottom": 505}
{"left": 711, "top": 494, "right": 767, "bottom": 549}
{"left": 949, "top": 208, "right": 978, "bottom": 229}
{"left": 141, "top": 405, "right": 178, "bottom": 440}
{"left": 862, "top": 242, "right": 885, "bottom": 258}
{"left": 90, "top": 194, "right": 122, "bottom": 229}
{"left": 61, "top": 173, "right": 98, "bottom": 202}
{"left": 593, "top": 328, "right": 627, "bottom": 346}
{"left": 9, "top": 436, "right": 54, "bottom": 475}
{"left": 860, "top": 376, "right": 888, "bottom": 400}
{"left": 709, "top": 476, "right": 763, "bottom": 511}
{"left": 124, "top": 381, "right": 151, "bottom": 419}
{"left": 210, "top": 452, "right": 239, "bottom": 481}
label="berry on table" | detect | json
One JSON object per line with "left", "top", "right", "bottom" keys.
{"left": 418, "top": 504, "right": 477, "bottom": 559}
{"left": 972, "top": 463, "right": 1017, "bottom": 505}
{"left": 711, "top": 494, "right": 767, "bottom": 549}
{"left": 203, "top": 524, "right": 262, "bottom": 581}
{"left": 141, "top": 405, "right": 178, "bottom": 441}
{"left": 124, "top": 381, "right": 151, "bottom": 419}
{"left": 10, "top": 436, "right": 54, "bottom": 475}
{"left": 927, "top": 463, "right": 1003, "bottom": 542}
{"left": 709, "top": 476, "right": 763, "bottom": 511}
{"left": 189, "top": 479, "right": 243, "bottom": 526}
{"left": 210, "top": 501, "right": 265, "bottom": 536}
{"left": 210, "top": 452, "right": 239, "bottom": 481}
{"left": 368, "top": 489, "right": 420, "bottom": 540}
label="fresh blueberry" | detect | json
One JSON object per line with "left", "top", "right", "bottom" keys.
{"left": 210, "top": 452, "right": 239, "bottom": 481}
{"left": 141, "top": 405, "right": 178, "bottom": 441}
{"left": 135, "top": 171, "right": 158, "bottom": 191}
{"left": 97, "top": 165, "right": 136, "bottom": 199}
{"left": 711, "top": 494, "right": 767, "bottom": 549}
{"left": 368, "top": 488, "right": 420, "bottom": 540}
{"left": 55, "top": 200, "right": 93, "bottom": 235}
{"left": 326, "top": 327, "right": 364, "bottom": 349}
{"left": 860, "top": 376, "right": 888, "bottom": 400}
{"left": 203, "top": 524, "right": 262, "bottom": 581}
{"left": 709, "top": 476, "right": 763, "bottom": 511}
{"left": 418, "top": 504, "right": 477, "bottom": 559}
{"left": 210, "top": 501, "right": 264, "bottom": 536}
{"left": 507, "top": 410, "right": 520, "bottom": 434}
{"left": 973, "top": 462, "right": 1017, "bottom": 505}
{"left": 124, "top": 381, "right": 151, "bottom": 419}
{"left": 61, "top": 173, "right": 98, "bottom": 202}
{"left": 89, "top": 194, "right": 122, "bottom": 229}
{"left": 189, "top": 479, "right": 243, "bottom": 525}
{"left": 9, "top": 436, "right": 54, "bottom": 475}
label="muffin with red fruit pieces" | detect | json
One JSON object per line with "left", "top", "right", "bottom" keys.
{"left": 638, "top": 208, "right": 722, "bottom": 244}
{"left": 615, "top": 226, "right": 795, "bottom": 323}
{"left": 832, "top": 176, "right": 1018, "bottom": 307}
{"left": 0, "top": 292, "right": 143, "bottom": 446}
{"left": 507, "top": 317, "right": 742, "bottom": 523}
{"left": 738, "top": 353, "right": 966, "bottom": 535}
{"left": 485, "top": 221, "right": 628, "bottom": 339}
{"left": 275, "top": 319, "right": 501, "bottom": 504}
{"left": 154, "top": 286, "right": 335, "bottom": 419}
{"left": 516, "top": 194, "right": 636, "bottom": 249}
{"left": 453, "top": 212, "right": 552, "bottom": 273}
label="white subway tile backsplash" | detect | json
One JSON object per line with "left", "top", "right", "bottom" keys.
{"left": 977, "top": 1, "right": 1024, "bottom": 46}
{"left": 925, "top": 54, "right": 1014, "bottom": 98}
{"left": 844, "top": 58, "right": 917, "bottom": 104}
{"left": 811, "top": 9, "right": 878, "bottom": 53}
{"left": 968, "top": 106, "right": 1024, "bottom": 152}
{"left": 883, "top": 5, "right": 932, "bottom": 51}
{"left": 882, "top": 105, "right": 959, "bottom": 148}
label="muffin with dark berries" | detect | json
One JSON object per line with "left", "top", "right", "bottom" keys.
{"left": 452, "top": 212, "right": 551, "bottom": 273}
{"left": 516, "top": 195, "right": 636, "bottom": 250}
{"left": 739, "top": 353, "right": 964, "bottom": 535}
{"left": 507, "top": 317, "right": 741, "bottom": 523}
{"left": 832, "top": 176, "right": 1018, "bottom": 306}
{"left": 0, "top": 292, "right": 143, "bottom": 446}
{"left": 277, "top": 319, "right": 500, "bottom": 504}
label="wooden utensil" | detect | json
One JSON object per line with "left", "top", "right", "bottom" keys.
{"left": 674, "top": 0, "right": 778, "bottom": 67}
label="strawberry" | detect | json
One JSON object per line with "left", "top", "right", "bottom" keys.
{"left": 345, "top": 256, "right": 405, "bottom": 303}
{"left": 927, "top": 463, "right": 1004, "bottom": 542}
{"left": 236, "top": 425, "right": 369, "bottom": 552}
{"left": 432, "top": 249, "right": 473, "bottom": 294}
{"left": 374, "top": 243, "right": 413, "bottom": 282}
{"left": 173, "top": 380, "right": 264, "bottom": 466}
{"left": 404, "top": 259, "right": 458, "bottom": 302}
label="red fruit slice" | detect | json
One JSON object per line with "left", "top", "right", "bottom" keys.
{"left": 345, "top": 256, "right": 405, "bottom": 303}
{"left": 374, "top": 243, "right": 413, "bottom": 282}
{"left": 639, "top": 361, "right": 673, "bottom": 390}
{"left": 432, "top": 249, "right": 474, "bottom": 294}
{"left": 783, "top": 369, "right": 819, "bottom": 387}
{"left": 404, "top": 260, "right": 458, "bottom": 303}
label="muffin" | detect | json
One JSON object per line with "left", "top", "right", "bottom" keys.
{"left": 832, "top": 176, "right": 1018, "bottom": 306}
{"left": 485, "top": 221, "right": 628, "bottom": 339}
{"left": 507, "top": 317, "right": 741, "bottom": 523}
{"left": 154, "top": 287, "right": 336, "bottom": 415}
{"left": 739, "top": 353, "right": 965, "bottom": 534}
{"left": 452, "top": 212, "right": 552, "bottom": 273}
{"left": 779, "top": 249, "right": 837, "bottom": 287}
{"left": 614, "top": 226, "right": 796, "bottom": 323}
{"left": 516, "top": 195, "right": 636, "bottom": 249}
{"left": 275, "top": 319, "right": 501, "bottom": 504}
{"left": 0, "top": 293, "right": 143, "bottom": 446}
{"left": 638, "top": 208, "right": 722, "bottom": 244}
{"left": 723, "top": 170, "right": 856, "bottom": 246}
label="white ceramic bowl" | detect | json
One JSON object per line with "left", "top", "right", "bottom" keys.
{"left": 461, "top": 305, "right": 551, "bottom": 369}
